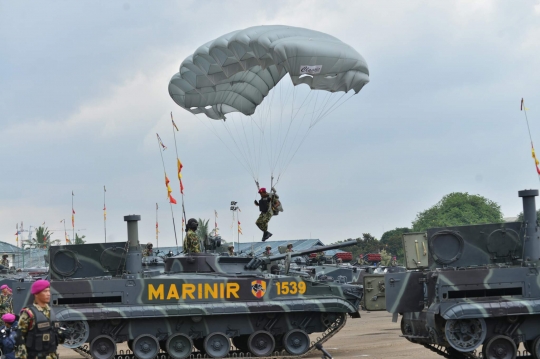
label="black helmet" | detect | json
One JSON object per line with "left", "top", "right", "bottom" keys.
{"left": 146, "top": 242, "right": 153, "bottom": 248}
{"left": 186, "top": 218, "right": 198, "bottom": 232}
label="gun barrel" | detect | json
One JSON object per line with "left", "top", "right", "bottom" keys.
{"left": 245, "top": 238, "right": 360, "bottom": 270}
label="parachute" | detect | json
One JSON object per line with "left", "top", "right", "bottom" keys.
{"left": 169, "top": 25, "right": 369, "bottom": 187}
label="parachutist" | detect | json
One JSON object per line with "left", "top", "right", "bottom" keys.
{"left": 255, "top": 187, "right": 282, "bottom": 241}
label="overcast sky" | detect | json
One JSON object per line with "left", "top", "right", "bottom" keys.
{"left": 2, "top": 0, "right": 540, "bottom": 249}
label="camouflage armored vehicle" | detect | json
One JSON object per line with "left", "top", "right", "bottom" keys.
{"left": 13, "top": 215, "right": 363, "bottom": 359}
{"left": 381, "top": 189, "right": 540, "bottom": 359}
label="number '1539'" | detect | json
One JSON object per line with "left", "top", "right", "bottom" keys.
{"left": 275, "top": 281, "right": 306, "bottom": 295}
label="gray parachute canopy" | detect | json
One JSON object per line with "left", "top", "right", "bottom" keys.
{"left": 168, "top": 25, "right": 369, "bottom": 120}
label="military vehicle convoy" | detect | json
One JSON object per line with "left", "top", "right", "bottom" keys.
{"left": 12, "top": 215, "right": 363, "bottom": 359}
{"left": 380, "top": 189, "right": 540, "bottom": 359}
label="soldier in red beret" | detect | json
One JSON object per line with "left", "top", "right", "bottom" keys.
{"left": 16, "top": 280, "right": 64, "bottom": 359}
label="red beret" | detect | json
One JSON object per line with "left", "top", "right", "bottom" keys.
{"left": 31, "top": 280, "right": 50, "bottom": 295}
{"left": 258, "top": 188, "right": 266, "bottom": 193}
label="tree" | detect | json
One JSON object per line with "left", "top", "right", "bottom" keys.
{"left": 516, "top": 210, "right": 540, "bottom": 223}
{"left": 380, "top": 227, "right": 410, "bottom": 259}
{"left": 412, "top": 192, "right": 503, "bottom": 232}
{"left": 196, "top": 219, "right": 210, "bottom": 242}
{"left": 333, "top": 233, "right": 381, "bottom": 259}
{"left": 74, "top": 233, "right": 86, "bottom": 245}
{"left": 23, "top": 226, "right": 52, "bottom": 249}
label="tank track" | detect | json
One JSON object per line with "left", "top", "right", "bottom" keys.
{"left": 72, "top": 313, "right": 347, "bottom": 359}
{"left": 421, "top": 343, "right": 534, "bottom": 359}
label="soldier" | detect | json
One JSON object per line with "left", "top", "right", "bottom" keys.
{"left": 263, "top": 246, "right": 272, "bottom": 257}
{"left": 1, "top": 254, "right": 9, "bottom": 267}
{"left": 16, "top": 279, "right": 65, "bottom": 359}
{"left": 142, "top": 242, "right": 153, "bottom": 257}
{"left": 183, "top": 218, "right": 201, "bottom": 253}
{"left": 0, "top": 285, "right": 13, "bottom": 324}
{"left": 391, "top": 256, "right": 398, "bottom": 266}
{"left": 357, "top": 253, "right": 366, "bottom": 265}
{"left": 286, "top": 243, "right": 294, "bottom": 253}
{"left": 337, "top": 257, "right": 343, "bottom": 264}
{"left": 254, "top": 187, "right": 281, "bottom": 241}
{"left": 315, "top": 251, "right": 325, "bottom": 263}
{"left": 0, "top": 313, "right": 18, "bottom": 359}
{"left": 228, "top": 245, "right": 235, "bottom": 256}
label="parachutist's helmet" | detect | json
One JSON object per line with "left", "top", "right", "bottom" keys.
{"left": 266, "top": 246, "right": 272, "bottom": 250}
{"left": 186, "top": 218, "right": 198, "bottom": 232}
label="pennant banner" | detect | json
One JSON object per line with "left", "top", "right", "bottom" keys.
{"left": 157, "top": 133, "right": 167, "bottom": 150}
{"left": 238, "top": 221, "right": 243, "bottom": 235}
{"left": 171, "top": 112, "right": 179, "bottom": 131}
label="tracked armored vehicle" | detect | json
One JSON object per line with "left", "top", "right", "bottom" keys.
{"left": 382, "top": 189, "right": 540, "bottom": 359}
{"left": 13, "top": 215, "right": 363, "bottom": 359}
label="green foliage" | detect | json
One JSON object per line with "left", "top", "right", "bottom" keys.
{"left": 24, "top": 226, "right": 51, "bottom": 249}
{"left": 380, "top": 227, "right": 410, "bottom": 259}
{"left": 333, "top": 233, "right": 381, "bottom": 259}
{"left": 516, "top": 210, "right": 540, "bottom": 223}
{"left": 196, "top": 219, "right": 210, "bottom": 242}
{"left": 411, "top": 192, "right": 503, "bottom": 232}
{"left": 74, "top": 233, "right": 86, "bottom": 245}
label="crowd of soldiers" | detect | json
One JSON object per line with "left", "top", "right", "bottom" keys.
{"left": 0, "top": 279, "right": 64, "bottom": 359}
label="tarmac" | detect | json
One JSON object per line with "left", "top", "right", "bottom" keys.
{"left": 57, "top": 311, "right": 438, "bottom": 359}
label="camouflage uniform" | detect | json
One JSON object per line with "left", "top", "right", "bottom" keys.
{"left": 0, "top": 293, "right": 13, "bottom": 322}
{"left": 264, "top": 249, "right": 272, "bottom": 257}
{"left": 16, "top": 303, "right": 61, "bottom": 359}
{"left": 1, "top": 258, "right": 9, "bottom": 267}
{"left": 142, "top": 248, "right": 153, "bottom": 257}
{"left": 255, "top": 210, "right": 273, "bottom": 232}
{"left": 183, "top": 229, "right": 200, "bottom": 253}
{"left": 228, "top": 248, "right": 235, "bottom": 256}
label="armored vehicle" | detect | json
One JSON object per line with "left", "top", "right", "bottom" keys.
{"left": 13, "top": 215, "right": 363, "bottom": 359}
{"left": 382, "top": 189, "right": 540, "bottom": 359}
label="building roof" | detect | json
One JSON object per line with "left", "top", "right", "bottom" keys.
{"left": 155, "top": 238, "right": 345, "bottom": 256}
{"left": 0, "top": 241, "right": 23, "bottom": 254}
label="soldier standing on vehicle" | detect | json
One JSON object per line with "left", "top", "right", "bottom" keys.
{"left": 391, "top": 256, "right": 398, "bottom": 266}
{"left": 1, "top": 254, "right": 9, "bottom": 267}
{"left": 0, "top": 285, "right": 13, "bottom": 324}
{"left": 183, "top": 218, "right": 201, "bottom": 253}
{"left": 228, "top": 245, "right": 235, "bottom": 256}
{"left": 142, "top": 242, "right": 153, "bottom": 257}
{"left": 263, "top": 246, "right": 272, "bottom": 257}
{"left": 16, "top": 279, "right": 65, "bottom": 359}
{"left": 286, "top": 243, "right": 294, "bottom": 253}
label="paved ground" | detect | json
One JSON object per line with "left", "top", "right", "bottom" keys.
{"left": 58, "top": 311, "right": 441, "bottom": 359}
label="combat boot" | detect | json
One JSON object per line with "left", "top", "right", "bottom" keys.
{"left": 262, "top": 231, "right": 273, "bottom": 241}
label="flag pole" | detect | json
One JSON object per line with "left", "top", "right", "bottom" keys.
{"left": 104, "top": 185, "right": 107, "bottom": 243}
{"left": 170, "top": 112, "right": 187, "bottom": 230}
{"left": 71, "top": 191, "right": 74, "bottom": 241}
{"left": 156, "top": 203, "right": 159, "bottom": 249}
{"left": 156, "top": 134, "right": 179, "bottom": 252}
{"left": 521, "top": 98, "right": 540, "bottom": 183}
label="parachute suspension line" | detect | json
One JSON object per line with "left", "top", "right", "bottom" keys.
{"left": 192, "top": 114, "right": 254, "bottom": 179}
{"left": 311, "top": 92, "right": 355, "bottom": 128}
{"left": 273, "top": 84, "right": 317, "bottom": 177}
{"left": 222, "top": 118, "right": 258, "bottom": 181}
{"left": 277, "top": 92, "right": 356, "bottom": 185}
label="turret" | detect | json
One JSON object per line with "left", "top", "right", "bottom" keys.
{"left": 124, "top": 215, "right": 142, "bottom": 276}
{"left": 519, "top": 189, "right": 540, "bottom": 263}
{"left": 244, "top": 238, "right": 361, "bottom": 270}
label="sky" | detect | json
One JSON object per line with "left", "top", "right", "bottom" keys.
{"left": 2, "top": 0, "right": 540, "bottom": 249}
